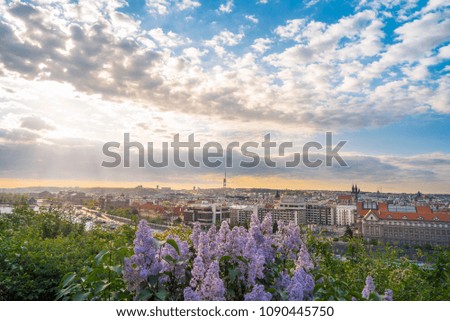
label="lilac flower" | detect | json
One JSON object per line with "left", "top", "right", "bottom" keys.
{"left": 184, "top": 287, "right": 201, "bottom": 301}
{"left": 160, "top": 235, "right": 190, "bottom": 282}
{"left": 296, "top": 244, "right": 314, "bottom": 271}
{"left": 217, "top": 220, "right": 232, "bottom": 256}
{"left": 123, "top": 220, "right": 162, "bottom": 292}
{"left": 229, "top": 226, "right": 248, "bottom": 258}
{"left": 197, "top": 232, "right": 211, "bottom": 266}
{"left": 275, "top": 270, "right": 291, "bottom": 291}
{"left": 244, "top": 284, "right": 272, "bottom": 301}
{"left": 190, "top": 222, "right": 202, "bottom": 250}
{"left": 286, "top": 267, "right": 315, "bottom": 301}
{"left": 362, "top": 276, "right": 376, "bottom": 299}
{"left": 199, "top": 260, "right": 226, "bottom": 301}
{"left": 276, "top": 222, "right": 302, "bottom": 260}
{"left": 287, "top": 270, "right": 305, "bottom": 301}
{"left": 261, "top": 213, "right": 273, "bottom": 235}
{"left": 190, "top": 255, "right": 206, "bottom": 288}
{"left": 249, "top": 214, "right": 265, "bottom": 245}
{"left": 382, "top": 289, "right": 393, "bottom": 301}
{"left": 246, "top": 250, "right": 265, "bottom": 286}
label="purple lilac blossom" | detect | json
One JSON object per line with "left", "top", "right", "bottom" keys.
{"left": 160, "top": 235, "right": 190, "bottom": 282}
{"left": 244, "top": 284, "right": 272, "bottom": 301}
{"left": 190, "top": 222, "right": 202, "bottom": 250}
{"left": 287, "top": 269, "right": 305, "bottom": 301}
{"left": 184, "top": 287, "right": 201, "bottom": 301}
{"left": 382, "top": 289, "right": 393, "bottom": 301}
{"left": 296, "top": 244, "right": 314, "bottom": 271}
{"left": 199, "top": 260, "right": 226, "bottom": 301}
{"left": 190, "top": 255, "right": 206, "bottom": 288}
{"left": 362, "top": 276, "right": 376, "bottom": 299}
{"left": 123, "top": 220, "right": 162, "bottom": 292}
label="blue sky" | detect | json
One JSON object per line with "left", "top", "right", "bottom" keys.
{"left": 0, "top": 0, "right": 449, "bottom": 192}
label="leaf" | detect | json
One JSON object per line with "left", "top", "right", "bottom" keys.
{"left": 156, "top": 289, "right": 169, "bottom": 301}
{"left": 148, "top": 275, "right": 159, "bottom": 287}
{"left": 165, "top": 239, "right": 180, "bottom": 255}
{"left": 109, "top": 265, "right": 122, "bottom": 275}
{"left": 136, "top": 289, "right": 152, "bottom": 301}
{"left": 236, "top": 256, "right": 248, "bottom": 264}
{"left": 164, "top": 254, "right": 176, "bottom": 263}
{"left": 61, "top": 272, "right": 77, "bottom": 288}
{"left": 73, "top": 292, "right": 90, "bottom": 301}
{"left": 94, "top": 282, "right": 110, "bottom": 295}
{"left": 220, "top": 255, "right": 231, "bottom": 263}
{"left": 94, "top": 250, "right": 110, "bottom": 266}
{"left": 228, "top": 267, "right": 238, "bottom": 283}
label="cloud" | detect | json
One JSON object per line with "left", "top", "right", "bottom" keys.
{"left": 146, "top": 0, "right": 201, "bottom": 15}
{"left": 0, "top": 128, "right": 40, "bottom": 143}
{"left": 20, "top": 115, "right": 54, "bottom": 131}
{"left": 251, "top": 38, "right": 272, "bottom": 54}
{"left": 177, "top": 0, "right": 201, "bottom": 11}
{"left": 0, "top": 0, "right": 448, "bottom": 135}
{"left": 218, "top": 0, "right": 233, "bottom": 14}
{"left": 245, "top": 15, "right": 259, "bottom": 24}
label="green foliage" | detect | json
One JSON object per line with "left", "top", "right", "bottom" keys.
{"left": 0, "top": 206, "right": 135, "bottom": 300}
{"left": 107, "top": 207, "right": 138, "bottom": 220}
{"left": 153, "top": 225, "right": 192, "bottom": 243}
{"left": 57, "top": 246, "right": 133, "bottom": 301}
{"left": 306, "top": 231, "right": 450, "bottom": 301}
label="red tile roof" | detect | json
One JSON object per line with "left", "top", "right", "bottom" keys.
{"left": 358, "top": 202, "right": 450, "bottom": 222}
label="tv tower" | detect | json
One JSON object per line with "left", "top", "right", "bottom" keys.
{"left": 223, "top": 168, "right": 227, "bottom": 188}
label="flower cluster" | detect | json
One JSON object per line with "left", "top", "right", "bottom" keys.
{"left": 360, "top": 275, "right": 393, "bottom": 301}
{"left": 124, "top": 214, "right": 317, "bottom": 301}
{"left": 123, "top": 220, "right": 190, "bottom": 300}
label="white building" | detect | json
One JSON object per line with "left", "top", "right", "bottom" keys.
{"left": 335, "top": 205, "right": 356, "bottom": 226}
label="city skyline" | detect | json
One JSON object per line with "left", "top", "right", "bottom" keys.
{"left": 0, "top": 0, "right": 449, "bottom": 193}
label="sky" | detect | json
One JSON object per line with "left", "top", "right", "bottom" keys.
{"left": 0, "top": 0, "right": 449, "bottom": 193}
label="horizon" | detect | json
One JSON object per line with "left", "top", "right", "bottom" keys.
{"left": 0, "top": 178, "right": 448, "bottom": 195}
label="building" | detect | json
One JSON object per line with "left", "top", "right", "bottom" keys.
{"left": 278, "top": 195, "right": 306, "bottom": 210}
{"left": 358, "top": 202, "right": 450, "bottom": 245}
{"left": 305, "top": 203, "right": 335, "bottom": 225}
{"left": 336, "top": 195, "right": 353, "bottom": 205}
{"left": 258, "top": 208, "right": 306, "bottom": 225}
{"left": 183, "top": 202, "right": 230, "bottom": 228}
{"left": 335, "top": 205, "right": 356, "bottom": 226}
{"left": 230, "top": 205, "right": 258, "bottom": 225}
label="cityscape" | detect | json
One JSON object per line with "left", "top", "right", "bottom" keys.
{"left": 0, "top": 0, "right": 449, "bottom": 309}
{"left": 1, "top": 179, "right": 449, "bottom": 246}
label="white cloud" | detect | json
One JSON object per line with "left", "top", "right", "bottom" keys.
{"left": 251, "top": 38, "right": 272, "bottom": 54}
{"left": 146, "top": 0, "right": 201, "bottom": 15}
{"left": 0, "top": 0, "right": 448, "bottom": 136}
{"left": 274, "top": 19, "right": 305, "bottom": 40}
{"left": 364, "top": 10, "right": 450, "bottom": 79}
{"left": 429, "top": 77, "right": 450, "bottom": 113}
{"left": 245, "top": 15, "right": 258, "bottom": 23}
{"left": 219, "top": 0, "right": 233, "bottom": 14}
{"left": 146, "top": 0, "right": 170, "bottom": 15}
{"left": 177, "top": 0, "right": 201, "bottom": 11}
